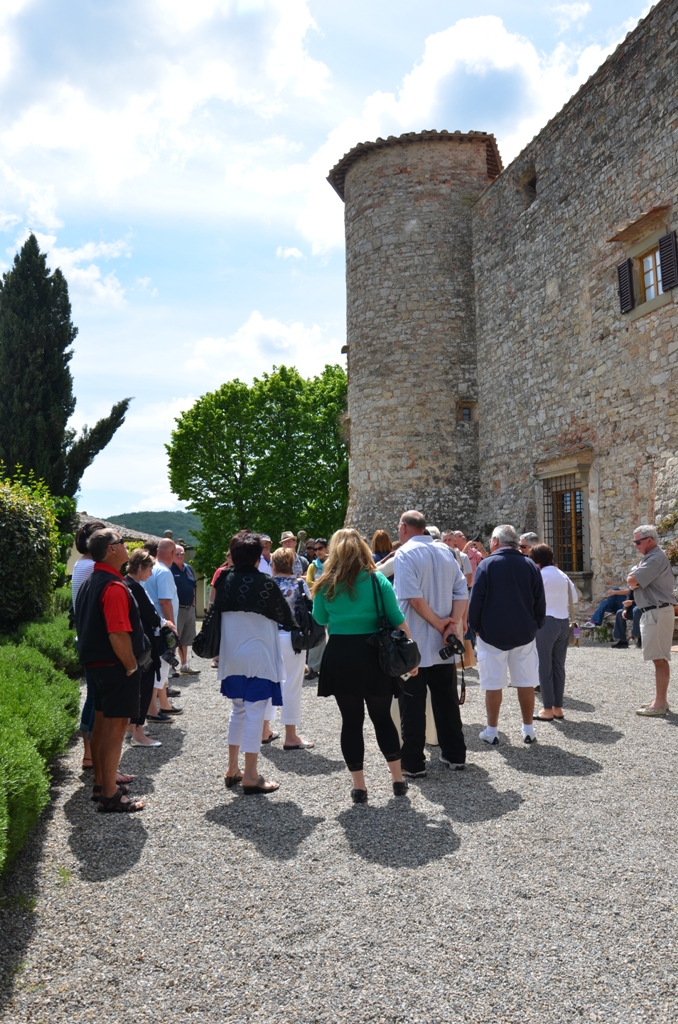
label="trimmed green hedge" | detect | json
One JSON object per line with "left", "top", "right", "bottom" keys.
{"left": 17, "top": 613, "right": 81, "bottom": 678}
{"left": 0, "top": 725, "right": 50, "bottom": 873}
{"left": 0, "top": 633, "right": 80, "bottom": 874}
{"left": 0, "top": 477, "right": 58, "bottom": 630}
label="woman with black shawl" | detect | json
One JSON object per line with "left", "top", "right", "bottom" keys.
{"left": 214, "top": 531, "right": 297, "bottom": 794}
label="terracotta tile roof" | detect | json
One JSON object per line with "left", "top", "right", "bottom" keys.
{"left": 327, "top": 129, "right": 503, "bottom": 200}
{"left": 77, "top": 513, "right": 163, "bottom": 544}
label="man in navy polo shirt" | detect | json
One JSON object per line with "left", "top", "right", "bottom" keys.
{"left": 171, "top": 545, "right": 200, "bottom": 675}
{"left": 469, "top": 524, "right": 546, "bottom": 746}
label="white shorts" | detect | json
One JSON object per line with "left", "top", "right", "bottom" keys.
{"left": 640, "top": 605, "right": 674, "bottom": 662}
{"left": 477, "top": 637, "right": 539, "bottom": 691}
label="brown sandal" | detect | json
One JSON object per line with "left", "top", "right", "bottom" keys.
{"left": 224, "top": 772, "right": 243, "bottom": 789}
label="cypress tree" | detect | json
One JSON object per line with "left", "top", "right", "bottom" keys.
{"left": 0, "top": 234, "right": 130, "bottom": 496}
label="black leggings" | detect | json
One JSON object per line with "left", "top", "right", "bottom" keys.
{"left": 130, "top": 665, "right": 156, "bottom": 727}
{"left": 334, "top": 692, "right": 401, "bottom": 771}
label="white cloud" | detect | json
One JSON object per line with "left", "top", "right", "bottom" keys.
{"left": 185, "top": 310, "right": 340, "bottom": 383}
{"left": 295, "top": 13, "right": 639, "bottom": 253}
{"left": 276, "top": 245, "right": 303, "bottom": 259}
{"left": 136, "top": 276, "right": 158, "bottom": 297}
{"left": 14, "top": 233, "right": 132, "bottom": 307}
{"left": 553, "top": 4, "right": 591, "bottom": 33}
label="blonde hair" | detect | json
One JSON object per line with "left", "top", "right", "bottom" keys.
{"left": 312, "top": 528, "right": 375, "bottom": 602}
{"left": 271, "top": 547, "right": 295, "bottom": 574}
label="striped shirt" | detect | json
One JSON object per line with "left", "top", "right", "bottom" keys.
{"left": 394, "top": 535, "right": 468, "bottom": 667}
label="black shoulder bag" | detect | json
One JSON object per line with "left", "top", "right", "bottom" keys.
{"left": 291, "top": 581, "right": 326, "bottom": 653}
{"left": 366, "top": 573, "right": 421, "bottom": 676}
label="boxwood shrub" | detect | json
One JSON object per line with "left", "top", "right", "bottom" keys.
{"left": 0, "top": 644, "right": 79, "bottom": 872}
{"left": 0, "top": 724, "right": 50, "bottom": 872}
{"left": 17, "top": 613, "right": 81, "bottom": 678}
{"left": 0, "top": 478, "right": 58, "bottom": 629}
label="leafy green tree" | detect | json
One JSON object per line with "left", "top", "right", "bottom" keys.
{"left": 0, "top": 234, "right": 130, "bottom": 497}
{"left": 167, "top": 365, "right": 348, "bottom": 574}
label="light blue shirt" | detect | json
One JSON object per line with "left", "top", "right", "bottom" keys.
{"left": 142, "top": 561, "right": 179, "bottom": 623}
{"left": 394, "top": 535, "right": 468, "bottom": 668}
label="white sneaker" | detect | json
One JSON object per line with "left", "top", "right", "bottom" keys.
{"left": 479, "top": 728, "right": 499, "bottom": 746}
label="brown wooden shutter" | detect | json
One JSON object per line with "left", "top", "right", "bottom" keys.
{"left": 658, "top": 231, "right": 678, "bottom": 291}
{"left": 617, "top": 258, "right": 634, "bottom": 313}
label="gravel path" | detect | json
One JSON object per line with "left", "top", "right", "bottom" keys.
{"left": 1, "top": 644, "right": 678, "bottom": 1023}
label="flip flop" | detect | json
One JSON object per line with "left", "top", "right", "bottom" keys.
{"left": 533, "top": 715, "right": 555, "bottom": 721}
{"left": 283, "top": 740, "right": 315, "bottom": 750}
{"left": 242, "top": 776, "right": 279, "bottom": 795}
{"left": 553, "top": 714, "right": 565, "bottom": 720}
{"left": 81, "top": 759, "right": 93, "bottom": 770}
{"left": 261, "top": 732, "right": 280, "bottom": 744}
{"left": 116, "top": 772, "right": 135, "bottom": 784}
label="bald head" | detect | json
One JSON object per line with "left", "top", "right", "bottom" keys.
{"left": 157, "top": 538, "right": 176, "bottom": 565}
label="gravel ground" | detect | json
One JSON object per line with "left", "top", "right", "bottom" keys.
{"left": 1, "top": 644, "right": 678, "bottom": 1023}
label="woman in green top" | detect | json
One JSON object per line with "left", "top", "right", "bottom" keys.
{"left": 312, "top": 528, "right": 418, "bottom": 803}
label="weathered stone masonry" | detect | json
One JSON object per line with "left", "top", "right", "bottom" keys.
{"left": 329, "top": 0, "right": 678, "bottom": 599}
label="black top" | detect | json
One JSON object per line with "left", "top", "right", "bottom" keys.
{"left": 469, "top": 547, "right": 546, "bottom": 651}
{"left": 75, "top": 567, "right": 146, "bottom": 667}
{"left": 125, "top": 576, "right": 162, "bottom": 679}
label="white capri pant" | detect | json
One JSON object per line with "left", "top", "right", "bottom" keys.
{"left": 156, "top": 658, "right": 170, "bottom": 688}
{"left": 263, "top": 634, "right": 305, "bottom": 725}
{"left": 477, "top": 637, "right": 540, "bottom": 690}
{"left": 227, "top": 698, "right": 269, "bottom": 754}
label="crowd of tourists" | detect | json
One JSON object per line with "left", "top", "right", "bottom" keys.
{"left": 73, "top": 515, "right": 675, "bottom": 812}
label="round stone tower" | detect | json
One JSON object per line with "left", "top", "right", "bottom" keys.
{"left": 328, "top": 129, "right": 502, "bottom": 535}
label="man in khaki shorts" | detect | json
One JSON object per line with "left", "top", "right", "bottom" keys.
{"left": 627, "top": 525, "right": 676, "bottom": 716}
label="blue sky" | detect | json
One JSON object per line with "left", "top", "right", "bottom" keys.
{"left": 0, "top": 0, "right": 651, "bottom": 515}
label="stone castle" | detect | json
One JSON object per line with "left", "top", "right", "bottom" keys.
{"left": 328, "top": 0, "right": 678, "bottom": 599}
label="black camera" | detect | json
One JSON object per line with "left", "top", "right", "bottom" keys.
{"left": 439, "top": 633, "right": 465, "bottom": 661}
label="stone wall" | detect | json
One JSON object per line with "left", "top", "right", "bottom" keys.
{"left": 334, "top": 133, "right": 499, "bottom": 536}
{"left": 473, "top": 0, "right": 678, "bottom": 597}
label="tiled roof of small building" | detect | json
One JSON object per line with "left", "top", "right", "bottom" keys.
{"left": 327, "top": 129, "right": 503, "bottom": 200}
{"left": 77, "top": 513, "right": 163, "bottom": 544}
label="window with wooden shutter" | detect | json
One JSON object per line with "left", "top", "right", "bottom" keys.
{"left": 658, "top": 230, "right": 678, "bottom": 291}
{"left": 617, "top": 258, "right": 634, "bottom": 313}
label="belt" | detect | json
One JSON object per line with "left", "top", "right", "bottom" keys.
{"left": 179, "top": 604, "right": 194, "bottom": 609}
{"left": 641, "top": 603, "right": 671, "bottom": 611}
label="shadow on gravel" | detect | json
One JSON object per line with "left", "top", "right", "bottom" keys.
{"left": 0, "top": 752, "right": 71, "bottom": 1012}
{"left": 261, "top": 745, "right": 345, "bottom": 777}
{"left": 58, "top": 725, "right": 186, "bottom": 882}
{"left": 426, "top": 765, "right": 524, "bottom": 823}
{"left": 499, "top": 743, "right": 602, "bottom": 777}
{"left": 117, "top": 724, "right": 187, "bottom": 794}
{"left": 62, "top": 789, "right": 148, "bottom": 880}
{"left": 337, "top": 801, "right": 459, "bottom": 867}
{"left": 562, "top": 696, "right": 595, "bottom": 712}
{"left": 554, "top": 720, "right": 623, "bottom": 744}
{"left": 206, "top": 800, "right": 324, "bottom": 860}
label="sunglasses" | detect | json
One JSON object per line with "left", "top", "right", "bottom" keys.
{"left": 314, "top": 545, "right": 326, "bottom": 551}
{"left": 518, "top": 544, "right": 530, "bottom": 551}
{"left": 633, "top": 538, "right": 647, "bottom": 546}
{"left": 109, "top": 539, "right": 126, "bottom": 547}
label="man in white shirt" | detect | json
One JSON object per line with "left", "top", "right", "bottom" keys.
{"left": 394, "top": 510, "right": 468, "bottom": 777}
{"left": 142, "top": 538, "right": 183, "bottom": 719}
{"left": 258, "top": 535, "right": 272, "bottom": 575}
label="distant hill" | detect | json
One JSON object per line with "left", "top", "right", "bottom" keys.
{"left": 105, "top": 510, "right": 202, "bottom": 547}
